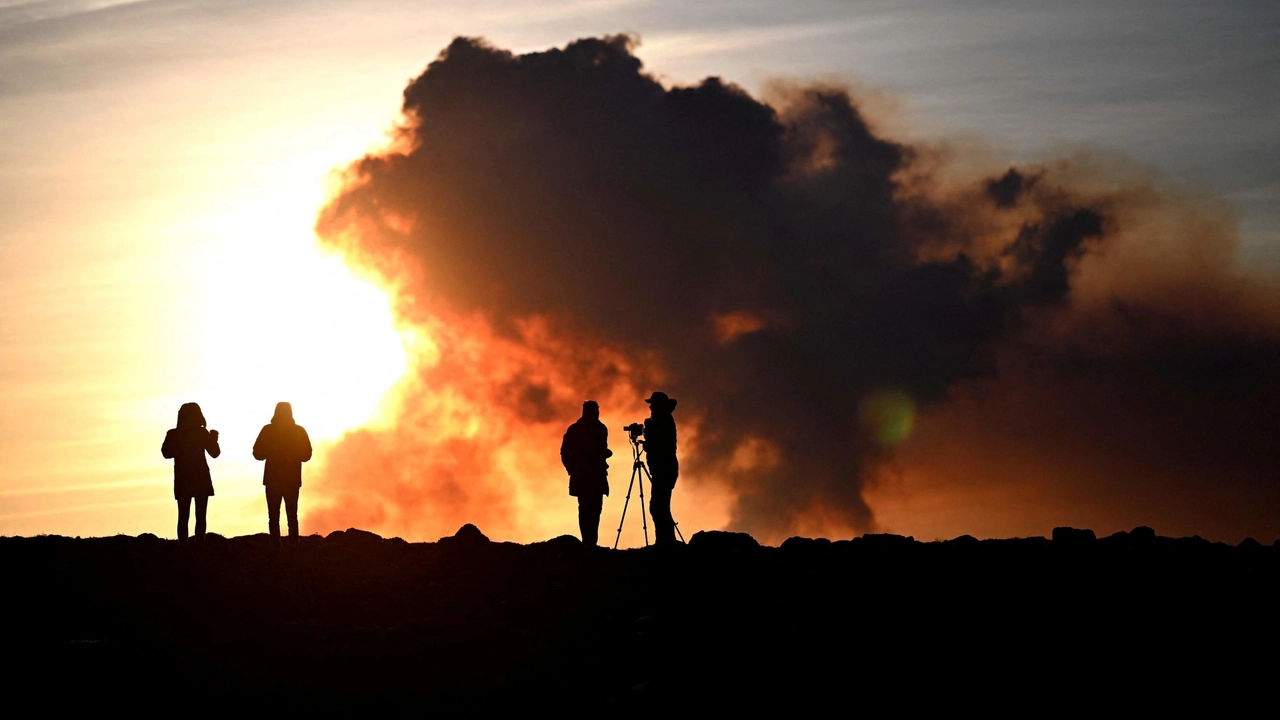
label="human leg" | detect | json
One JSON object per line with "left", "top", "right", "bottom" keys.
{"left": 577, "top": 494, "right": 603, "bottom": 546}
{"left": 284, "top": 486, "right": 300, "bottom": 541}
{"left": 650, "top": 459, "right": 679, "bottom": 545}
{"left": 177, "top": 496, "right": 192, "bottom": 543}
{"left": 266, "top": 487, "right": 282, "bottom": 542}
{"left": 193, "top": 496, "right": 208, "bottom": 540}
{"left": 649, "top": 483, "right": 675, "bottom": 545}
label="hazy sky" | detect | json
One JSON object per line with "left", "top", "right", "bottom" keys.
{"left": 1, "top": 0, "right": 1276, "bottom": 539}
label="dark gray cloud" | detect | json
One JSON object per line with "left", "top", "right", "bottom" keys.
{"left": 317, "top": 35, "right": 1280, "bottom": 539}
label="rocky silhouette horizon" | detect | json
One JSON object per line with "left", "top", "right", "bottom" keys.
{"left": 4, "top": 523, "right": 1275, "bottom": 711}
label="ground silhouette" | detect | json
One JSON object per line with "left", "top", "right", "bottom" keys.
{"left": 3, "top": 525, "right": 1275, "bottom": 711}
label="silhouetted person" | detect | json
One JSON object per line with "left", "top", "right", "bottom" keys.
{"left": 560, "top": 400, "right": 612, "bottom": 546}
{"left": 161, "top": 402, "right": 220, "bottom": 544}
{"left": 252, "top": 402, "right": 312, "bottom": 546}
{"left": 644, "top": 391, "right": 679, "bottom": 546}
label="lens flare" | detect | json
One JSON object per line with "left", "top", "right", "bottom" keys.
{"left": 858, "top": 391, "right": 915, "bottom": 445}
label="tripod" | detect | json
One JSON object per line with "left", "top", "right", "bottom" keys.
{"left": 613, "top": 434, "right": 687, "bottom": 549}
{"left": 614, "top": 435, "right": 650, "bottom": 549}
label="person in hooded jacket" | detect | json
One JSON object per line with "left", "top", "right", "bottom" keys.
{"left": 252, "top": 402, "right": 312, "bottom": 545}
{"left": 560, "top": 400, "right": 612, "bottom": 546}
{"left": 161, "top": 402, "right": 221, "bottom": 544}
{"left": 643, "top": 391, "right": 679, "bottom": 546}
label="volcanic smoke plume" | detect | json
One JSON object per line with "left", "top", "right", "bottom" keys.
{"left": 306, "top": 35, "right": 1280, "bottom": 543}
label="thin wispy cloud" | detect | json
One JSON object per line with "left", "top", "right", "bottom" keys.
{"left": 0, "top": 0, "right": 146, "bottom": 31}
{"left": 640, "top": 19, "right": 888, "bottom": 62}
{"left": 475, "top": 0, "right": 641, "bottom": 25}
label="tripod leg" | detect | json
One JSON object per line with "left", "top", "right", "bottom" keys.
{"left": 639, "top": 465, "right": 650, "bottom": 547}
{"left": 614, "top": 470, "right": 638, "bottom": 550}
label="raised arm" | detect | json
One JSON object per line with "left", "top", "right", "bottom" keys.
{"left": 161, "top": 430, "right": 176, "bottom": 459}
{"left": 205, "top": 430, "right": 221, "bottom": 459}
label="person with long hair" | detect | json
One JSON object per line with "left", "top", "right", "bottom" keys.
{"left": 253, "top": 402, "right": 312, "bottom": 546}
{"left": 161, "top": 402, "right": 220, "bottom": 543}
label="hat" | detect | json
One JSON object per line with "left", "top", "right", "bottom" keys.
{"left": 644, "top": 391, "right": 677, "bottom": 410}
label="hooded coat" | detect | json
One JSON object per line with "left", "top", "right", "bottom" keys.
{"left": 161, "top": 403, "right": 220, "bottom": 499}
{"left": 560, "top": 417, "right": 611, "bottom": 497}
{"left": 252, "top": 403, "right": 313, "bottom": 493}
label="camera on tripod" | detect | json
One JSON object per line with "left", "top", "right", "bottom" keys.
{"left": 623, "top": 422, "right": 645, "bottom": 441}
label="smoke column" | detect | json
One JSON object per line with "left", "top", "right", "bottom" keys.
{"left": 306, "top": 35, "right": 1280, "bottom": 543}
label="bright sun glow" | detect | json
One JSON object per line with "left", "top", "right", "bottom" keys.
{"left": 195, "top": 182, "right": 407, "bottom": 445}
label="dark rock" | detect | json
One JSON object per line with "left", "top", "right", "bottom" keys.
{"left": 137, "top": 533, "right": 161, "bottom": 542}
{"left": 327, "top": 528, "right": 385, "bottom": 544}
{"left": 982, "top": 536, "right": 1050, "bottom": 548}
{"left": 1052, "top": 527, "right": 1096, "bottom": 544}
{"left": 538, "top": 534, "right": 582, "bottom": 552}
{"left": 945, "top": 534, "right": 980, "bottom": 546}
{"left": 1102, "top": 527, "right": 1156, "bottom": 549}
{"left": 1166, "top": 535, "right": 1212, "bottom": 551}
{"left": 1130, "top": 526, "right": 1156, "bottom": 543}
{"left": 780, "top": 536, "right": 832, "bottom": 552}
{"left": 1238, "top": 537, "right": 1263, "bottom": 550}
{"left": 218, "top": 534, "right": 261, "bottom": 551}
{"left": 439, "top": 523, "right": 490, "bottom": 549}
{"left": 688, "top": 530, "right": 760, "bottom": 552}
{"left": 228, "top": 533, "right": 274, "bottom": 549}
{"left": 455, "top": 523, "right": 489, "bottom": 543}
{"left": 857, "top": 533, "right": 917, "bottom": 549}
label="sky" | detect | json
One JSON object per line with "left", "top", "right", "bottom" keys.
{"left": 1, "top": 0, "right": 1277, "bottom": 542}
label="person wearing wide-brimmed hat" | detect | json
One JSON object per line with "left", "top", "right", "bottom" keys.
{"left": 643, "top": 391, "right": 679, "bottom": 545}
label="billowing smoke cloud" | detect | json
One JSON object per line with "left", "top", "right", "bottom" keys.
{"left": 307, "top": 35, "right": 1280, "bottom": 543}
{"left": 882, "top": 169, "right": 1280, "bottom": 543}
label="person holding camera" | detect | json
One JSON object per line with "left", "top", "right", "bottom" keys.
{"left": 161, "top": 402, "right": 221, "bottom": 544}
{"left": 560, "top": 400, "right": 612, "bottom": 546}
{"left": 252, "top": 402, "right": 312, "bottom": 546}
{"left": 643, "top": 391, "right": 679, "bottom": 546}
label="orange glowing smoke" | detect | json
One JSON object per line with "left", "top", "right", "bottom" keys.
{"left": 711, "top": 310, "right": 768, "bottom": 344}
{"left": 305, "top": 307, "right": 733, "bottom": 543}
